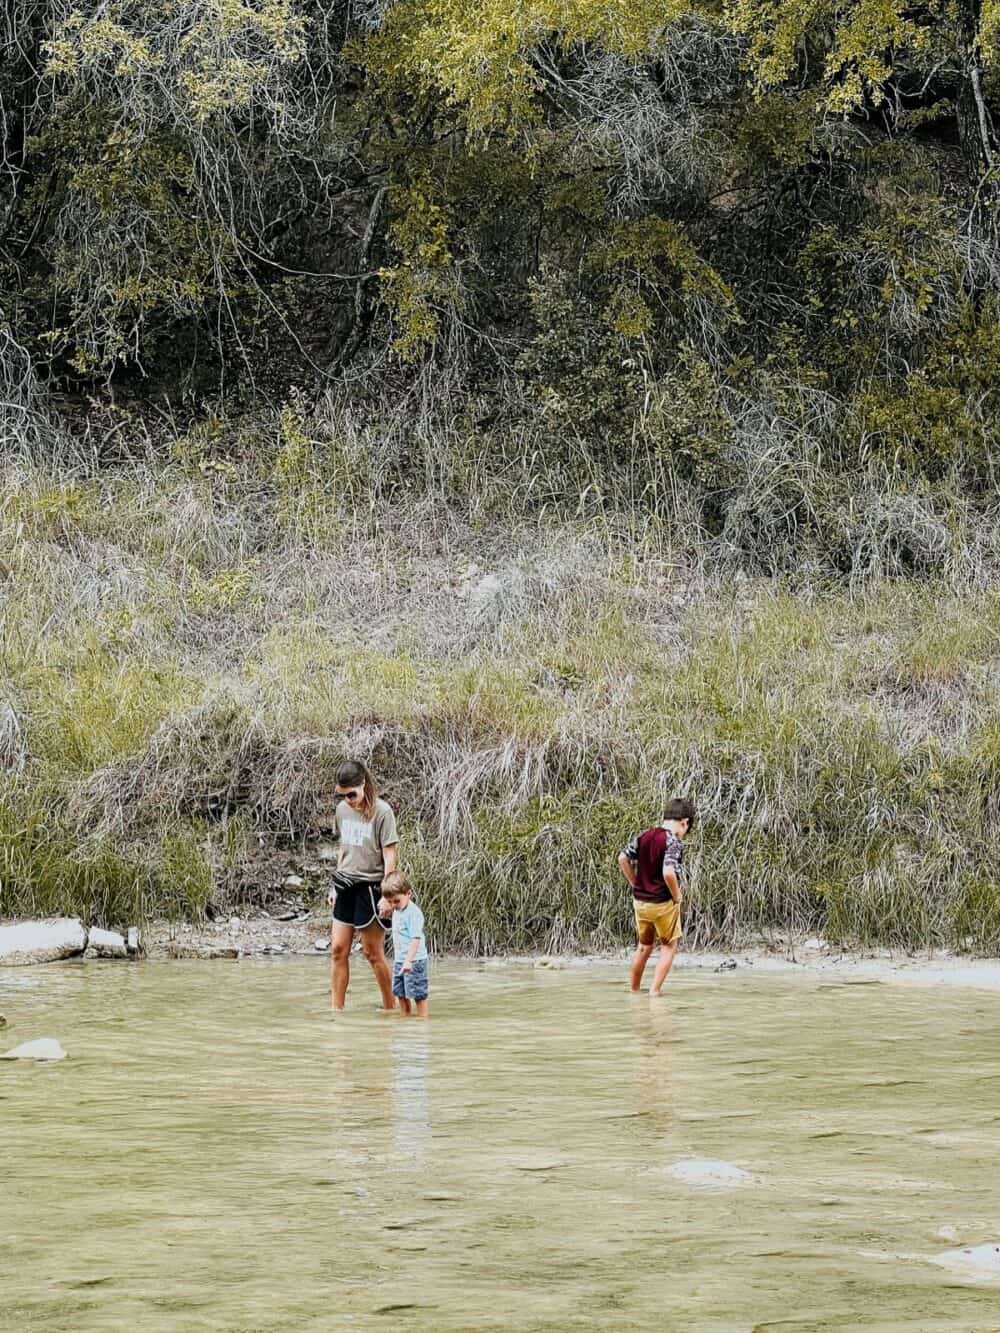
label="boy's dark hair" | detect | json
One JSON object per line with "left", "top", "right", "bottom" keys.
{"left": 663, "top": 798, "right": 695, "bottom": 827}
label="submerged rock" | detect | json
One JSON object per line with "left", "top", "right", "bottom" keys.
{"left": 1, "top": 1037, "right": 66, "bottom": 1061}
{"left": 0, "top": 919, "right": 88, "bottom": 966}
{"left": 85, "top": 928, "right": 127, "bottom": 960}
{"left": 665, "top": 1159, "right": 752, "bottom": 1188}
{"left": 931, "top": 1243, "right": 1000, "bottom": 1275}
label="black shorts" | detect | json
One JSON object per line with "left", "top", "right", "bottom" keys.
{"left": 331, "top": 877, "right": 383, "bottom": 929}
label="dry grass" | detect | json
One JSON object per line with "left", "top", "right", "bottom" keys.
{"left": 3, "top": 413, "right": 1000, "bottom": 949}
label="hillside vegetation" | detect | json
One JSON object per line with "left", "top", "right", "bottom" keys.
{"left": 3, "top": 1, "right": 1000, "bottom": 947}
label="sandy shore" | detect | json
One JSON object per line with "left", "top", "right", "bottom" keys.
{"left": 141, "top": 914, "right": 1000, "bottom": 988}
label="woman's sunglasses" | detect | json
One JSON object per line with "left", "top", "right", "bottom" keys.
{"left": 337, "top": 788, "right": 363, "bottom": 802}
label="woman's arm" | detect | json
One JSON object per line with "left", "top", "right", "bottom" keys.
{"left": 382, "top": 842, "right": 398, "bottom": 876}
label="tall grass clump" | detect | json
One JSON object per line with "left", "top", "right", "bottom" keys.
{"left": 3, "top": 423, "right": 1000, "bottom": 950}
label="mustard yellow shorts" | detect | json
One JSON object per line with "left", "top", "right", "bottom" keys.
{"left": 634, "top": 899, "right": 681, "bottom": 946}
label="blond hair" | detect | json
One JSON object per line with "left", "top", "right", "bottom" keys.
{"left": 382, "top": 870, "right": 413, "bottom": 898}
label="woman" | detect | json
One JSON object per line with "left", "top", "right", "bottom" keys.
{"left": 327, "top": 759, "right": 399, "bottom": 1011}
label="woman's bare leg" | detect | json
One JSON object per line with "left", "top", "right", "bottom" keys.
{"left": 360, "top": 921, "right": 395, "bottom": 1010}
{"left": 330, "top": 921, "right": 355, "bottom": 1010}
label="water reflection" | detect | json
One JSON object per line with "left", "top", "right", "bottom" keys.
{"left": 391, "top": 1026, "right": 431, "bottom": 1162}
{"left": 628, "top": 993, "right": 677, "bottom": 1130}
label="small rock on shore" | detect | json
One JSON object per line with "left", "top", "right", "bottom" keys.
{"left": 167, "top": 941, "right": 240, "bottom": 961}
{"left": 85, "top": 928, "right": 127, "bottom": 960}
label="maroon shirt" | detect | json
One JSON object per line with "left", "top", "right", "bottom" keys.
{"left": 622, "top": 827, "right": 683, "bottom": 904}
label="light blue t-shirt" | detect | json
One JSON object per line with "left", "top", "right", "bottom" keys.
{"left": 392, "top": 902, "right": 428, "bottom": 964}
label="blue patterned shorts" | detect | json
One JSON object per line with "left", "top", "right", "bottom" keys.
{"left": 392, "top": 957, "right": 429, "bottom": 1001}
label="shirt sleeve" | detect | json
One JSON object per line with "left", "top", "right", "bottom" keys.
{"left": 662, "top": 837, "right": 683, "bottom": 881}
{"left": 376, "top": 803, "right": 399, "bottom": 849}
{"left": 409, "top": 905, "right": 424, "bottom": 939}
{"left": 623, "top": 834, "right": 639, "bottom": 861}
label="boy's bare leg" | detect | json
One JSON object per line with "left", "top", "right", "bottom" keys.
{"left": 649, "top": 940, "right": 678, "bottom": 996}
{"left": 360, "top": 921, "right": 395, "bottom": 1010}
{"left": 630, "top": 942, "right": 654, "bottom": 992}
{"left": 415, "top": 999, "right": 429, "bottom": 1018}
{"left": 399, "top": 997, "right": 412, "bottom": 1016}
{"left": 330, "top": 922, "right": 355, "bottom": 1010}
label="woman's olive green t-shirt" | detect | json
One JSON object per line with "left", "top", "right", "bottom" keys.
{"left": 335, "top": 797, "right": 399, "bottom": 881}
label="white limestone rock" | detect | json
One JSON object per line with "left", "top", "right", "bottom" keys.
{"left": 1, "top": 1037, "right": 66, "bottom": 1061}
{"left": 931, "top": 1243, "right": 1000, "bottom": 1276}
{"left": 665, "top": 1159, "right": 753, "bottom": 1188}
{"left": 0, "top": 919, "right": 88, "bottom": 966}
{"left": 85, "top": 927, "right": 127, "bottom": 959}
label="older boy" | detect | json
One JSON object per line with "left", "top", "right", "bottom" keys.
{"left": 618, "top": 799, "right": 695, "bottom": 996}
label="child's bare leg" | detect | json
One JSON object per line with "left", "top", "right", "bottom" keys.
{"left": 630, "top": 942, "right": 654, "bottom": 992}
{"left": 415, "top": 998, "right": 429, "bottom": 1018}
{"left": 399, "top": 997, "right": 412, "bottom": 1016}
{"left": 649, "top": 940, "right": 678, "bottom": 995}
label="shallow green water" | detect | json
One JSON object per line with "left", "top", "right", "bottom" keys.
{"left": 4, "top": 960, "right": 1000, "bottom": 1331}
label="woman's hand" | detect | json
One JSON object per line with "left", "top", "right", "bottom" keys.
{"left": 377, "top": 896, "right": 391, "bottom": 918}
{"left": 326, "top": 889, "right": 336, "bottom": 908}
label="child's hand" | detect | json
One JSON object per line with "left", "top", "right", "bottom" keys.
{"left": 402, "top": 960, "right": 413, "bottom": 973}
{"left": 377, "top": 896, "right": 391, "bottom": 918}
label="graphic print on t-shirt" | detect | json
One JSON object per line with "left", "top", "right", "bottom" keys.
{"left": 340, "top": 818, "right": 371, "bottom": 848}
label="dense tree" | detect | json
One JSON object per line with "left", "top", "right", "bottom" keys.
{"left": 4, "top": 0, "right": 1000, "bottom": 483}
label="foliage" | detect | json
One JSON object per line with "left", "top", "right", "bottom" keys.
{"left": 6, "top": 2, "right": 1000, "bottom": 949}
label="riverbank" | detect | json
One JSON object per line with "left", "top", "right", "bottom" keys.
{"left": 134, "top": 915, "right": 1000, "bottom": 988}
{"left": 7, "top": 461, "right": 1000, "bottom": 954}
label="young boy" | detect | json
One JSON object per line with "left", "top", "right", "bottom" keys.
{"left": 618, "top": 799, "right": 695, "bottom": 997}
{"left": 381, "top": 871, "right": 429, "bottom": 1017}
